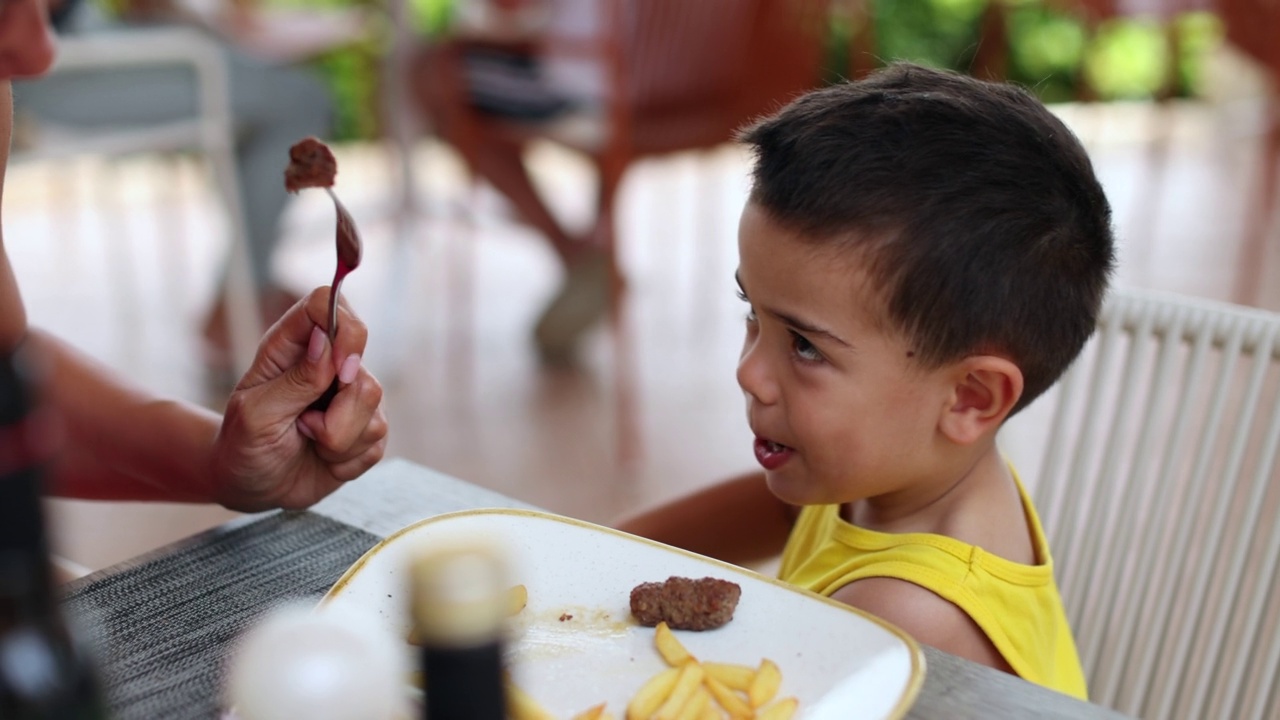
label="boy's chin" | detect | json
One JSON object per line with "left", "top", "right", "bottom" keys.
{"left": 763, "top": 469, "right": 829, "bottom": 507}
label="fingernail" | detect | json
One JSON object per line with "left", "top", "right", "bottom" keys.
{"left": 338, "top": 353, "right": 361, "bottom": 384}
{"left": 307, "top": 326, "right": 326, "bottom": 361}
{"left": 296, "top": 419, "right": 315, "bottom": 440}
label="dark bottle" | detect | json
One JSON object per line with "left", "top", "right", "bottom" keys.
{"left": 410, "top": 544, "right": 509, "bottom": 720}
{"left": 0, "top": 347, "right": 110, "bottom": 719}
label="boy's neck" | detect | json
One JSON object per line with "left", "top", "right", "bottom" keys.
{"left": 843, "top": 443, "right": 1013, "bottom": 536}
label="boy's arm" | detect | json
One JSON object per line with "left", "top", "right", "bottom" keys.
{"left": 612, "top": 471, "right": 797, "bottom": 566}
{"left": 831, "top": 579, "right": 1014, "bottom": 674}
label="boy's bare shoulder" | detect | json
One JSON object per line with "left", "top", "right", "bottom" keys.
{"left": 831, "top": 577, "right": 1013, "bottom": 673}
{"left": 831, "top": 577, "right": 964, "bottom": 639}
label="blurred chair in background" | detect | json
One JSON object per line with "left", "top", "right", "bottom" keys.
{"left": 1218, "top": 0, "right": 1280, "bottom": 305}
{"left": 408, "top": 0, "right": 830, "bottom": 364}
{"left": 1005, "top": 286, "right": 1280, "bottom": 719}
{"left": 13, "top": 0, "right": 349, "bottom": 376}
{"left": 12, "top": 22, "right": 265, "bottom": 375}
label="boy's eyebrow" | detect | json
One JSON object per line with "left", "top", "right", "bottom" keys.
{"left": 771, "top": 311, "right": 853, "bottom": 349}
{"left": 734, "top": 272, "right": 853, "bottom": 349}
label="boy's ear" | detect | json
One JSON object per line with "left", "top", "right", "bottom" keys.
{"left": 937, "top": 356, "right": 1024, "bottom": 445}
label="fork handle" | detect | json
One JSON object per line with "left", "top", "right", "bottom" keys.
{"left": 307, "top": 273, "right": 346, "bottom": 413}
{"left": 308, "top": 379, "right": 341, "bottom": 413}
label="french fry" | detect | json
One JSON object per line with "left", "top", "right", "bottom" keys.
{"left": 505, "top": 680, "right": 557, "bottom": 720}
{"left": 627, "top": 666, "right": 681, "bottom": 720}
{"left": 655, "top": 663, "right": 706, "bottom": 720}
{"left": 674, "top": 687, "right": 712, "bottom": 720}
{"left": 757, "top": 697, "right": 799, "bottom": 720}
{"left": 504, "top": 610, "right": 797, "bottom": 720}
{"left": 571, "top": 702, "right": 608, "bottom": 720}
{"left": 702, "top": 662, "right": 756, "bottom": 692}
{"left": 654, "top": 621, "right": 697, "bottom": 666}
{"left": 747, "top": 658, "right": 782, "bottom": 708}
{"left": 704, "top": 675, "right": 754, "bottom": 719}
{"left": 507, "top": 584, "right": 529, "bottom": 616}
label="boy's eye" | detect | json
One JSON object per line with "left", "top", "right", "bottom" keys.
{"left": 791, "top": 331, "right": 823, "bottom": 362}
{"left": 736, "top": 290, "right": 757, "bottom": 322}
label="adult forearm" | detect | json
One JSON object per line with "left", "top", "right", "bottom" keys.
{"left": 613, "top": 471, "right": 796, "bottom": 566}
{"left": 28, "top": 330, "right": 221, "bottom": 503}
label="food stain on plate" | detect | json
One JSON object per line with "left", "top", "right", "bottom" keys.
{"left": 508, "top": 606, "right": 633, "bottom": 662}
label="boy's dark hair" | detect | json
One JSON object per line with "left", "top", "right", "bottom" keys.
{"left": 739, "top": 62, "right": 1115, "bottom": 415}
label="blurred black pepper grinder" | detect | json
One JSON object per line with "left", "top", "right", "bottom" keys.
{"left": 410, "top": 544, "right": 509, "bottom": 720}
{"left": 0, "top": 346, "right": 110, "bottom": 719}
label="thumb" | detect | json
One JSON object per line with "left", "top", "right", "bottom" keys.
{"left": 254, "top": 325, "right": 337, "bottom": 415}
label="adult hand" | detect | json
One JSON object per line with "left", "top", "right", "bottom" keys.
{"left": 209, "top": 287, "right": 387, "bottom": 512}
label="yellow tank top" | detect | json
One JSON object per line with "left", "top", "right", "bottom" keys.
{"left": 777, "top": 470, "right": 1087, "bottom": 700}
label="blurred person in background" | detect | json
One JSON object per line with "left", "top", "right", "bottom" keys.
{"left": 1, "top": 0, "right": 387, "bottom": 512}
{"left": 410, "top": 0, "right": 609, "bottom": 365}
{"left": 15, "top": 0, "right": 336, "bottom": 375}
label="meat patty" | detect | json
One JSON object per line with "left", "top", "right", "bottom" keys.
{"left": 630, "top": 576, "right": 741, "bottom": 631}
{"left": 284, "top": 136, "right": 337, "bottom": 193}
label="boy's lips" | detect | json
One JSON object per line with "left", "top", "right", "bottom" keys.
{"left": 753, "top": 437, "right": 794, "bottom": 470}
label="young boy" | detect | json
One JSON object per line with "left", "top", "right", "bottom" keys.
{"left": 615, "top": 62, "right": 1115, "bottom": 700}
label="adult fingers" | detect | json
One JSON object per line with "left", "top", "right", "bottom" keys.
{"left": 237, "top": 286, "right": 368, "bottom": 392}
{"left": 319, "top": 433, "right": 388, "bottom": 484}
{"left": 296, "top": 367, "right": 386, "bottom": 462}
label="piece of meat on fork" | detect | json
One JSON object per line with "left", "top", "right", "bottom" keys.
{"left": 284, "top": 136, "right": 337, "bottom": 193}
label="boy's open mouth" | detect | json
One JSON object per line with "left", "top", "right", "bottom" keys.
{"left": 753, "top": 437, "right": 794, "bottom": 470}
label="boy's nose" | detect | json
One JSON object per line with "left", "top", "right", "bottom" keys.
{"left": 736, "top": 342, "right": 779, "bottom": 406}
{"left": 0, "top": 0, "right": 57, "bottom": 80}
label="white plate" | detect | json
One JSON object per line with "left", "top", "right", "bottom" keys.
{"left": 321, "top": 508, "right": 925, "bottom": 719}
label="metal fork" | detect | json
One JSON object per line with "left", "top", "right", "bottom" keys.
{"left": 308, "top": 188, "right": 363, "bottom": 412}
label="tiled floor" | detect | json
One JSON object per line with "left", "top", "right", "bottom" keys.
{"left": 9, "top": 76, "right": 1280, "bottom": 572}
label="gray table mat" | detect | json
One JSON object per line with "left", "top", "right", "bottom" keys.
{"left": 62, "top": 511, "right": 379, "bottom": 720}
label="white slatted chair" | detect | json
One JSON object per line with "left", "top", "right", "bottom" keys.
{"left": 13, "top": 27, "right": 262, "bottom": 374}
{"left": 1007, "top": 287, "right": 1280, "bottom": 719}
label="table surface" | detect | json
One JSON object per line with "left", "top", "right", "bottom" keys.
{"left": 65, "top": 458, "right": 1132, "bottom": 720}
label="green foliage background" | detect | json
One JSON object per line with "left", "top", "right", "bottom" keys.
{"left": 277, "top": 0, "right": 1223, "bottom": 141}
